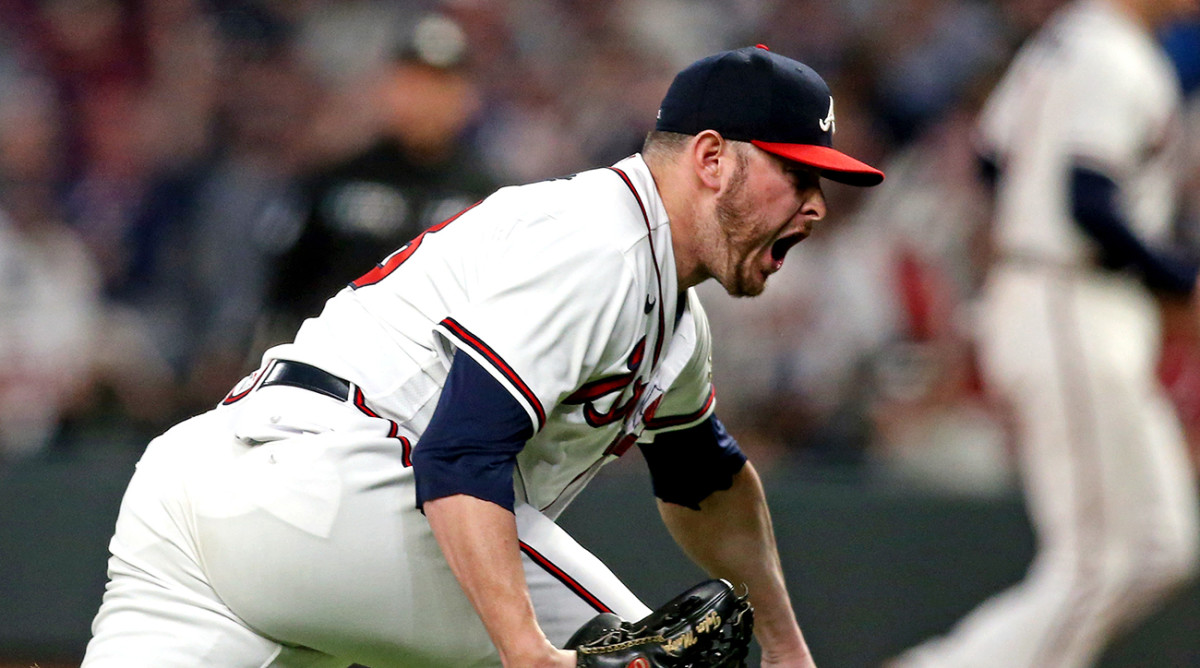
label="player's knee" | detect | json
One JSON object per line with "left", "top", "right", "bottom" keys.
{"left": 1109, "top": 523, "right": 1200, "bottom": 610}
{"left": 1149, "top": 526, "right": 1200, "bottom": 593}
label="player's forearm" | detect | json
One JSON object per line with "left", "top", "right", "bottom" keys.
{"left": 423, "top": 494, "right": 571, "bottom": 668}
{"left": 658, "top": 462, "right": 815, "bottom": 666}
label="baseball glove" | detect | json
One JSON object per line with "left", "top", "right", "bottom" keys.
{"left": 566, "top": 578, "right": 754, "bottom": 668}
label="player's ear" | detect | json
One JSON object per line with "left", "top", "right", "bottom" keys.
{"left": 691, "top": 130, "right": 726, "bottom": 192}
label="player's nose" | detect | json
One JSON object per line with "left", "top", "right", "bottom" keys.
{"left": 801, "top": 187, "right": 826, "bottom": 223}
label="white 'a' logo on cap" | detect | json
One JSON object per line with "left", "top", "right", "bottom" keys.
{"left": 818, "top": 96, "right": 835, "bottom": 133}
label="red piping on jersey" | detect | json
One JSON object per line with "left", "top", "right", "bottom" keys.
{"left": 519, "top": 541, "right": 612, "bottom": 614}
{"left": 221, "top": 386, "right": 253, "bottom": 405}
{"left": 604, "top": 433, "right": 640, "bottom": 458}
{"left": 353, "top": 387, "right": 413, "bottom": 466}
{"left": 628, "top": 336, "right": 646, "bottom": 370}
{"left": 607, "top": 167, "right": 667, "bottom": 366}
{"left": 564, "top": 373, "right": 636, "bottom": 404}
{"left": 221, "top": 365, "right": 269, "bottom": 405}
{"left": 440, "top": 317, "right": 548, "bottom": 430}
{"left": 643, "top": 386, "right": 716, "bottom": 430}
{"left": 581, "top": 379, "right": 648, "bottom": 428}
{"left": 350, "top": 201, "right": 480, "bottom": 289}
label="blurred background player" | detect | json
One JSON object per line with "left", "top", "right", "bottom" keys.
{"left": 0, "top": 68, "right": 102, "bottom": 458}
{"left": 129, "top": 3, "right": 316, "bottom": 422}
{"left": 262, "top": 10, "right": 497, "bottom": 345}
{"left": 890, "top": 0, "right": 1200, "bottom": 666}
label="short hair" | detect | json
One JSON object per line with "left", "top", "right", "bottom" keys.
{"left": 643, "top": 130, "right": 758, "bottom": 168}
{"left": 642, "top": 130, "right": 692, "bottom": 160}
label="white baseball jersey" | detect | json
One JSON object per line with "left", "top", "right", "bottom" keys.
{"left": 264, "top": 153, "right": 716, "bottom": 517}
{"left": 83, "top": 154, "right": 718, "bottom": 667}
{"left": 978, "top": 0, "right": 1183, "bottom": 267}
{"left": 894, "top": 3, "right": 1200, "bottom": 667}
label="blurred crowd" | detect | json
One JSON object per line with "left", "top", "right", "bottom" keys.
{"left": 0, "top": 0, "right": 1197, "bottom": 490}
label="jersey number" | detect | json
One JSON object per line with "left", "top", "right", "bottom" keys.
{"left": 349, "top": 202, "right": 479, "bottom": 288}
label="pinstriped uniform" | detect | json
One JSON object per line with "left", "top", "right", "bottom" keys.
{"left": 82, "top": 155, "right": 719, "bottom": 667}
{"left": 894, "top": 2, "right": 1200, "bottom": 667}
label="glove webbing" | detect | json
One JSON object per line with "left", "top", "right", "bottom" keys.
{"left": 576, "top": 632, "right": 668, "bottom": 655}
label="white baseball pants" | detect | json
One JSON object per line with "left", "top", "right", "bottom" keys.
{"left": 81, "top": 384, "right": 650, "bottom": 668}
{"left": 894, "top": 265, "right": 1200, "bottom": 668}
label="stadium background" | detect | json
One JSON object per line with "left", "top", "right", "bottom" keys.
{"left": 0, "top": 0, "right": 1198, "bottom": 666}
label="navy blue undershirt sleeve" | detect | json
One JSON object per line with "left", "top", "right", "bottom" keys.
{"left": 637, "top": 414, "right": 748, "bottom": 510}
{"left": 412, "top": 352, "right": 534, "bottom": 512}
{"left": 977, "top": 152, "right": 999, "bottom": 195}
{"left": 1071, "top": 165, "right": 1198, "bottom": 295}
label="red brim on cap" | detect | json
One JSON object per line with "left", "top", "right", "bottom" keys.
{"left": 751, "top": 140, "right": 884, "bottom": 187}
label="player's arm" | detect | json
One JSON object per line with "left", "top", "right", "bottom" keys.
{"left": 1069, "top": 164, "right": 1198, "bottom": 294}
{"left": 414, "top": 353, "right": 574, "bottom": 668}
{"left": 640, "top": 416, "right": 817, "bottom": 668}
{"left": 977, "top": 150, "right": 999, "bottom": 195}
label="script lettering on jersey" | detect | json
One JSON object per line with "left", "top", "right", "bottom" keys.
{"left": 563, "top": 337, "right": 647, "bottom": 428}
{"left": 600, "top": 389, "right": 664, "bottom": 458}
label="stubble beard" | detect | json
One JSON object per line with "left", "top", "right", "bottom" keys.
{"left": 713, "top": 155, "right": 764, "bottom": 298}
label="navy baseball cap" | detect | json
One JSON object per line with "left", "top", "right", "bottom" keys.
{"left": 655, "top": 45, "right": 884, "bottom": 187}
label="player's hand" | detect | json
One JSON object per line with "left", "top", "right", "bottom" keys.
{"left": 541, "top": 648, "right": 576, "bottom": 668}
{"left": 503, "top": 646, "right": 574, "bottom": 668}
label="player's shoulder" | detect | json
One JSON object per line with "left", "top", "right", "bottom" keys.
{"left": 481, "top": 156, "right": 660, "bottom": 246}
{"left": 1058, "top": 1, "right": 1175, "bottom": 83}
{"left": 440, "top": 164, "right": 648, "bottom": 286}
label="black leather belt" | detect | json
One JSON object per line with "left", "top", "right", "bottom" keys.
{"left": 259, "top": 360, "right": 352, "bottom": 401}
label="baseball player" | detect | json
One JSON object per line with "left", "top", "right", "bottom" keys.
{"left": 891, "top": 1, "right": 1200, "bottom": 667}
{"left": 81, "top": 46, "right": 883, "bottom": 668}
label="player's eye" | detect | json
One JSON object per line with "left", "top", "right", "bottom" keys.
{"left": 785, "top": 166, "right": 821, "bottom": 192}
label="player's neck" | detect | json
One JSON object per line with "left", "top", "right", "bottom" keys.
{"left": 647, "top": 157, "right": 711, "bottom": 290}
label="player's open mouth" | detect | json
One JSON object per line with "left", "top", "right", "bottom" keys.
{"left": 770, "top": 233, "right": 805, "bottom": 267}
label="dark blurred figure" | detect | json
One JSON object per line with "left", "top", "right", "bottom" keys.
{"left": 26, "top": 0, "right": 154, "bottom": 294}
{"left": 263, "top": 11, "right": 497, "bottom": 343}
{"left": 131, "top": 2, "right": 316, "bottom": 421}
{"left": 0, "top": 70, "right": 103, "bottom": 457}
{"left": 0, "top": 0, "right": 234, "bottom": 445}
{"left": 1157, "top": 13, "right": 1200, "bottom": 474}
{"left": 1162, "top": 12, "right": 1200, "bottom": 94}
{"left": 861, "top": 0, "right": 1011, "bottom": 147}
